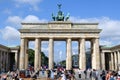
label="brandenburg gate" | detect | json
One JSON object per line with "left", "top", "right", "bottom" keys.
{"left": 19, "top": 4, "right": 102, "bottom": 70}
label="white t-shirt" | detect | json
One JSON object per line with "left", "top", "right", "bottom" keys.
{"left": 78, "top": 69, "right": 82, "bottom": 74}
{"left": 61, "top": 74, "right": 66, "bottom": 80}
{"left": 118, "top": 70, "right": 120, "bottom": 75}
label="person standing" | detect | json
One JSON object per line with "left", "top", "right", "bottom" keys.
{"left": 61, "top": 72, "right": 66, "bottom": 80}
{"left": 105, "top": 71, "right": 111, "bottom": 80}
{"left": 92, "top": 69, "right": 96, "bottom": 80}
{"left": 78, "top": 69, "right": 82, "bottom": 79}
{"left": 86, "top": 69, "right": 92, "bottom": 80}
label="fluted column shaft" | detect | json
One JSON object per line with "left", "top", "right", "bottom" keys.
{"left": 39, "top": 39, "right": 41, "bottom": 69}
{"left": 34, "top": 38, "right": 40, "bottom": 71}
{"left": 0, "top": 51, "right": 2, "bottom": 72}
{"left": 101, "top": 52, "right": 105, "bottom": 70}
{"left": 3, "top": 52, "right": 5, "bottom": 71}
{"left": 25, "top": 39, "right": 28, "bottom": 69}
{"left": 15, "top": 52, "right": 17, "bottom": 69}
{"left": 79, "top": 38, "right": 86, "bottom": 70}
{"left": 114, "top": 52, "right": 117, "bottom": 70}
{"left": 6, "top": 52, "right": 9, "bottom": 71}
{"left": 1, "top": 52, "right": 3, "bottom": 70}
{"left": 118, "top": 51, "right": 120, "bottom": 70}
{"left": 66, "top": 38, "right": 72, "bottom": 70}
{"left": 49, "top": 38, "right": 54, "bottom": 70}
{"left": 19, "top": 38, "right": 25, "bottom": 70}
{"left": 111, "top": 52, "right": 114, "bottom": 70}
{"left": 92, "top": 38, "right": 100, "bottom": 69}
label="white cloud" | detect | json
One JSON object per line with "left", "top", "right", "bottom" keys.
{"left": 100, "top": 40, "right": 113, "bottom": 46}
{"left": 22, "top": 15, "right": 47, "bottom": 23}
{"left": 54, "top": 41, "right": 65, "bottom": 46}
{"left": 6, "top": 15, "right": 48, "bottom": 28}
{"left": 72, "top": 46, "right": 78, "bottom": 51}
{"left": 1, "top": 26, "right": 20, "bottom": 41}
{"left": 15, "top": 0, "right": 42, "bottom": 5}
{"left": 7, "top": 16, "right": 23, "bottom": 28}
{"left": 70, "top": 16, "right": 120, "bottom": 46}
{"left": 14, "top": 0, "right": 42, "bottom": 11}
{"left": 41, "top": 47, "right": 48, "bottom": 52}
{"left": 42, "top": 41, "right": 48, "bottom": 44}
{"left": 29, "top": 41, "right": 35, "bottom": 49}
{"left": 59, "top": 51, "right": 62, "bottom": 60}
{"left": 1, "top": 14, "right": 47, "bottom": 47}
{"left": 70, "top": 16, "right": 99, "bottom": 23}
{"left": 72, "top": 51, "right": 77, "bottom": 55}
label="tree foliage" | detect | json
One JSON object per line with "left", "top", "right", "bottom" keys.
{"left": 41, "top": 52, "right": 48, "bottom": 66}
{"left": 28, "top": 49, "right": 34, "bottom": 66}
{"left": 28, "top": 49, "right": 48, "bottom": 66}
{"left": 59, "top": 60, "right": 66, "bottom": 66}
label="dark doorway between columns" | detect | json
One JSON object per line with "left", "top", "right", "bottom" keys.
{"left": 9, "top": 52, "right": 15, "bottom": 71}
{"left": 86, "top": 41, "right": 91, "bottom": 69}
{"left": 105, "top": 53, "right": 111, "bottom": 70}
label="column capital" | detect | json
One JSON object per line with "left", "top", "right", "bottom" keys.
{"left": 93, "top": 37, "right": 100, "bottom": 39}
{"left": 49, "top": 38, "right": 54, "bottom": 39}
{"left": 21, "top": 37, "right": 27, "bottom": 39}
{"left": 66, "top": 37, "right": 72, "bottom": 40}
{"left": 67, "top": 37, "right": 72, "bottom": 40}
{"left": 35, "top": 37, "right": 41, "bottom": 39}
{"left": 49, "top": 37, "right": 54, "bottom": 39}
{"left": 79, "top": 38, "right": 85, "bottom": 41}
{"left": 91, "top": 37, "right": 99, "bottom": 40}
{"left": 117, "top": 50, "right": 120, "bottom": 53}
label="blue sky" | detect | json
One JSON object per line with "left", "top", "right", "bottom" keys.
{"left": 0, "top": 0, "right": 120, "bottom": 62}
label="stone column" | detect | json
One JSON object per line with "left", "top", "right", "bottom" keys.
{"left": 111, "top": 52, "right": 114, "bottom": 70}
{"left": 34, "top": 38, "right": 41, "bottom": 71}
{"left": 39, "top": 39, "right": 41, "bottom": 69}
{"left": 66, "top": 38, "right": 72, "bottom": 70}
{"left": 109, "top": 54, "right": 112, "bottom": 70}
{"left": 0, "top": 51, "right": 3, "bottom": 71}
{"left": 92, "top": 38, "right": 100, "bottom": 69}
{"left": 6, "top": 52, "right": 9, "bottom": 71}
{"left": 101, "top": 52, "right": 105, "bottom": 70}
{"left": 19, "top": 38, "right": 25, "bottom": 70}
{"left": 25, "top": 39, "right": 28, "bottom": 69}
{"left": 114, "top": 52, "right": 117, "bottom": 70}
{"left": 79, "top": 38, "right": 86, "bottom": 70}
{"left": 15, "top": 52, "right": 18, "bottom": 70}
{"left": 49, "top": 38, "right": 54, "bottom": 70}
{"left": 118, "top": 51, "right": 120, "bottom": 70}
{"left": 0, "top": 51, "right": 1, "bottom": 72}
{"left": 3, "top": 52, "right": 6, "bottom": 71}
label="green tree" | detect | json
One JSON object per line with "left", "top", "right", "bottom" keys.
{"left": 59, "top": 60, "right": 66, "bottom": 66}
{"left": 41, "top": 52, "right": 48, "bottom": 66}
{"left": 28, "top": 49, "right": 48, "bottom": 66}
{"left": 28, "top": 49, "right": 34, "bottom": 66}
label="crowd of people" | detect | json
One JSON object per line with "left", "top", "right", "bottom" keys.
{"left": 77, "top": 69, "right": 120, "bottom": 80}
{"left": 0, "top": 66, "right": 120, "bottom": 80}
